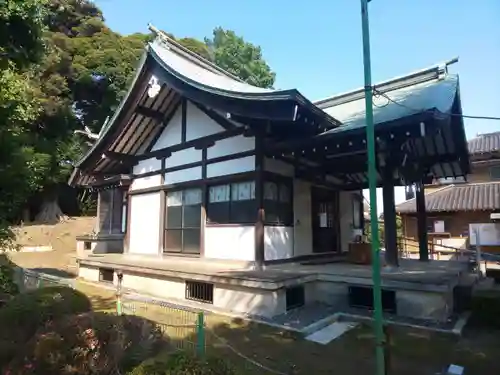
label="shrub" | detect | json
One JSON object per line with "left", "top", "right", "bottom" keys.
{"left": 0, "top": 286, "right": 91, "bottom": 368}
{"left": 7, "top": 312, "right": 164, "bottom": 375}
{"left": 128, "top": 351, "right": 237, "bottom": 375}
{"left": 0, "top": 255, "right": 19, "bottom": 298}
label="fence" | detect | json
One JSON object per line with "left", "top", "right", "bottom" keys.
{"left": 14, "top": 267, "right": 75, "bottom": 292}
{"left": 12, "top": 268, "right": 206, "bottom": 357}
{"left": 119, "top": 292, "right": 205, "bottom": 356}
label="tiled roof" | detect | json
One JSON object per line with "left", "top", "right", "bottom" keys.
{"left": 468, "top": 132, "right": 500, "bottom": 155}
{"left": 315, "top": 61, "right": 459, "bottom": 135}
{"left": 395, "top": 182, "right": 500, "bottom": 213}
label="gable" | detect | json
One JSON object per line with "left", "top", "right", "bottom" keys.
{"left": 150, "top": 100, "right": 227, "bottom": 152}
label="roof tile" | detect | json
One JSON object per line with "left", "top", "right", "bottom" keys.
{"left": 396, "top": 182, "right": 500, "bottom": 213}
{"left": 468, "top": 132, "right": 500, "bottom": 155}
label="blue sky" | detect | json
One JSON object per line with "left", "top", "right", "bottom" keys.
{"left": 95, "top": 0, "right": 499, "bottom": 209}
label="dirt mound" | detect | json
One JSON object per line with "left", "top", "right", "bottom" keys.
{"left": 7, "top": 217, "right": 95, "bottom": 274}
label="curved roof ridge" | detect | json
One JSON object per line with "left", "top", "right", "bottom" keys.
{"left": 315, "top": 57, "right": 459, "bottom": 109}
{"left": 148, "top": 24, "right": 246, "bottom": 83}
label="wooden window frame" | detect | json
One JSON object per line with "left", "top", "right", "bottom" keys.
{"left": 164, "top": 188, "right": 202, "bottom": 255}
{"left": 263, "top": 176, "right": 293, "bottom": 226}
{"left": 206, "top": 180, "right": 257, "bottom": 225}
{"left": 426, "top": 217, "right": 448, "bottom": 234}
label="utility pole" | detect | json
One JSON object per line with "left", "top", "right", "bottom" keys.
{"left": 359, "top": 1, "right": 386, "bottom": 375}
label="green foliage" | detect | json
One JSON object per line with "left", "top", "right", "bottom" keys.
{"left": 205, "top": 27, "right": 276, "bottom": 88}
{"left": 0, "top": 286, "right": 91, "bottom": 367}
{"left": 128, "top": 351, "right": 237, "bottom": 375}
{"left": 0, "top": 0, "right": 277, "bottom": 226}
{"left": 6, "top": 312, "right": 163, "bottom": 375}
{"left": 0, "top": 0, "right": 47, "bottom": 70}
{"left": 0, "top": 267, "right": 18, "bottom": 297}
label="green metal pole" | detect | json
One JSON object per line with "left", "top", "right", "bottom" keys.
{"left": 359, "top": 1, "right": 386, "bottom": 375}
{"left": 196, "top": 312, "right": 205, "bottom": 357}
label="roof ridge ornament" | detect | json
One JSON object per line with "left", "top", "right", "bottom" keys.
{"left": 148, "top": 23, "right": 172, "bottom": 50}
{"left": 147, "top": 75, "right": 161, "bottom": 98}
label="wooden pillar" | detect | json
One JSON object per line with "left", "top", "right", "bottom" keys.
{"left": 158, "top": 158, "right": 166, "bottom": 254}
{"left": 254, "top": 131, "right": 265, "bottom": 268}
{"left": 382, "top": 180, "right": 399, "bottom": 267}
{"left": 415, "top": 181, "right": 429, "bottom": 261}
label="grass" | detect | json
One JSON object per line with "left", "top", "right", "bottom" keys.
{"left": 75, "top": 281, "right": 500, "bottom": 375}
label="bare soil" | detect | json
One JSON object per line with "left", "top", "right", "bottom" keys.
{"left": 7, "top": 217, "right": 95, "bottom": 274}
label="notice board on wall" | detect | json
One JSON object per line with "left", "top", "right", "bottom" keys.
{"left": 469, "top": 223, "right": 500, "bottom": 246}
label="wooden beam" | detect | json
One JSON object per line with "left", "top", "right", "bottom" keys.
{"left": 181, "top": 99, "right": 187, "bottom": 143}
{"left": 190, "top": 101, "right": 239, "bottom": 131}
{"left": 143, "top": 126, "right": 246, "bottom": 160}
{"left": 135, "top": 105, "right": 165, "bottom": 121}
{"left": 103, "top": 151, "right": 137, "bottom": 163}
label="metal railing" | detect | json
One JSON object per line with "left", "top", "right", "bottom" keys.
{"left": 14, "top": 268, "right": 75, "bottom": 292}
{"left": 114, "top": 272, "right": 205, "bottom": 356}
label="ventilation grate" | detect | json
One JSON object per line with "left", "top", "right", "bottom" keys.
{"left": 99, "top": 268, "right": 114, "bottom": 283}
{"left": 185, "top": 281, "right": 214, "bottom": 304}
{"left": 348, "top": 286, "right": 396, "bottom": 314}
{"left": 286, "top": 285, "right": 305, "bottom": 311}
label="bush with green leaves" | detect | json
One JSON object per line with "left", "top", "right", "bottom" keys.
{"left": 0, "top": 257, "right": 19, "bottom": 298}
{"left": 128, "top": 351, "right": 237, "bottom": 375}
{"left": 6, "top": 312, "right": 164, "bottom": 375}
{"left": 0, "top": 286, "right": 91, "bottom": 368}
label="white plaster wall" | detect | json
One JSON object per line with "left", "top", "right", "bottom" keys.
{"left": 293, "top": 179, "right": 313, "bottom": 256}
{"left": 263, "top": 157, "right": 294, "bottom": 177}
{"left": 207, "top": 135, "right": 255, "bottom": 159}
{"left": 78, "top": 265, "right": 100, "bottom": 282}
{"left": 204, "top": 226, "right": 255, "bottom": 261}
{"left": 152, "top": 106, "right": 182, "bottom": 150}
{"left": 121, "top": 272, "right": 186, "bottom": 300}
{"left": 164, "top": 166, "right": 202, "bottom": 185}
{"left": 339, "top": 191, "right": 355, "bottom": 252}
{"left": 214, "top": 286, "right": 285, "bottom": 317}
{"left": 186, "top": 101, "right": 224, "bottom": 141}
{"left": 264, "top": 226, "right": 294, "bottom": 261}
{"left": 133, "top": 157, "right": 161, "bottom": 175}
{"left": 167, "top": 148, "right": 201, "bottom": 168}
{"left": 206, "top": 156, "right": 255, "bottom": 178}
{"left": 129, "top": 193, "right": 161, "bottom": 255}
{"left": 130, "top": 175, "right": 162, "bottom": 191}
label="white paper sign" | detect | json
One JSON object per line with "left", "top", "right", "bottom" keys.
{"left": 319, "top": 213, "right": 328, "bottom": 228}
{"left": 434, "top": 220, "right": 445, "bottom": 233}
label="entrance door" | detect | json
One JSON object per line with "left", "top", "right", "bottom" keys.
{"left": 311, "top": 187, "right": 340, "bottom": 253}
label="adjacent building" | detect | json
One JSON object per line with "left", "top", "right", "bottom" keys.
{"left": 397, "top": 131, "right": 500, "bottom": 254}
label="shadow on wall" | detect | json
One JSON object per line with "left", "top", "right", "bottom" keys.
{"left": 264, "top": 227, "right": 293, "bottom": 261}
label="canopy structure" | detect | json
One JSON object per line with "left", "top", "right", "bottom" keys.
{"left": 268, "top": 61, "right": 470, "bottom": 190}
{"left": 69, "top": 29, "right": 340, "bottom": 187}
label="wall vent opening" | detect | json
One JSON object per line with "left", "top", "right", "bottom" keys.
{"left": 348, "top": 286, "right": 396, "bottom": 314}
{"left": 84, "top": 241, "right": 92, "bottom": 250}
{"left": 99, "top": 268, "right": 114, "bottom": 283}
{"left": 185, "top": 281, "right": 213, "bottom": 304}
{"left": 286, "top": 285, "right": 305, "bottom": 311}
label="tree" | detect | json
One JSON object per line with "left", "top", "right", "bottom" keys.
{"left": 205, "top": 27, "right": 275, "bottom": 88}
{"left": 28, "top": 0, "right": 149, "bottom": 222}
{"left": 0, "top": 0, "right": 46, "bottom": 246}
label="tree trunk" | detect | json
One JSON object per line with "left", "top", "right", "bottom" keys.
{"left": 35, "top": 196, "right": 67, "bottom": 224}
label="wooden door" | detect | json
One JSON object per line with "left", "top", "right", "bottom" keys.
{"left": 311, "top": 187, "right": 340, "bottom": 253}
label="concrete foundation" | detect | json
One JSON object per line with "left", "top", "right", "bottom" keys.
{"left": 77, "top": 254, "right": 472, "bottom": 321}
